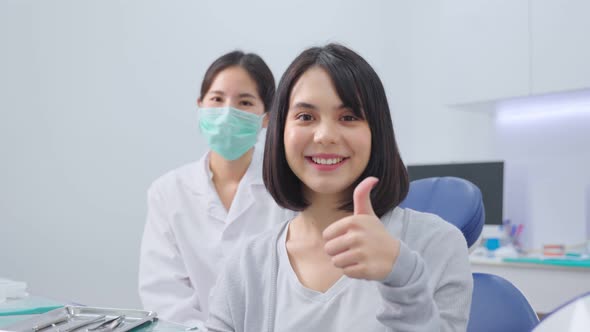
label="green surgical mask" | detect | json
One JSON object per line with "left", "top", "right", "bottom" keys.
{"left": 198, "top": 106, "right": 264, "bottom": 160}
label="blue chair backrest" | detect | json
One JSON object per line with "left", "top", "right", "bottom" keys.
{"left": 468, "top": 273, "right": 539, "bottom": 332}
{"left": 400, "top": 176, "right": 539, "bottom": 331}
{"left": 399, "top": 176, "right": 484, "bottom": 247}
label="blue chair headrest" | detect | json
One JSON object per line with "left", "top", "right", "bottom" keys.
{"left": 468, "top": 273, "right": 539, "bottom": 331}
{"left": 399, "top": 177, "right": 485, "bottom": 247}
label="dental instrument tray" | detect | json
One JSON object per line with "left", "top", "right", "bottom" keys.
{"left": 3, "top": 306, "right": 157, "bottom": 332}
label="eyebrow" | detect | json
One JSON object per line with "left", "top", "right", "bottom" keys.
{"left": 208, "top": 90, "right": 257, "bottom": 99}
{"left": 238, "top": 93, "right": 257, "bottom": 99}
{"left": 293, "top": 102, "right": 316, "bottom": 110}
{"left": 292, "top": 102, "right": 348, "bottom": 110}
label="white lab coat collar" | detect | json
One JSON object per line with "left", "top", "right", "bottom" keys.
{"left": 178, "top": 146, "right": 266, "bottom": 223}
{"left": 179, "top": 146, "right": 265, "bottom": 195}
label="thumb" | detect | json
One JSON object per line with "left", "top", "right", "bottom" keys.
{"left": 353, "top": 177, "right": 379, "bottom": 216}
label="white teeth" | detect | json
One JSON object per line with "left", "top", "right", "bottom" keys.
{"left": 311, "top": 157, "right": 344, "bottom": 165}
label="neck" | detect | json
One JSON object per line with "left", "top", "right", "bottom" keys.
{"left": 290, "top": 189, "right": 352, "bottom": 238}
{"left": 209, "top": 148, "right": 254, "bottom": 183}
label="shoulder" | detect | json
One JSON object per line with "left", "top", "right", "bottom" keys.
{"left": 148, "top": 159, "right": 204, "bottom": 196}
{"left": 229, "top": 221, "right": 287, "bottom": 267}
{"left": 383, "top": 208, "right": 472, "bottom": 294}
{"left": 385, "top": 207, "right": 467, "bottom": 252}
{"left": 220, "top": 221, "right": 287, "bottom": 289}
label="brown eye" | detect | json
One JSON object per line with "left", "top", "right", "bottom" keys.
{"left": 296, "top": 113, "right": 313, "bottom": 121}
{"left": 341, "top": 115, "right": 358, "bottom": 121}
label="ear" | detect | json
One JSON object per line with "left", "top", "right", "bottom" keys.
{"left": 197, "top": 98, "right": 203, "bottom": 108}
{"left": 262, "top": 113, "right": 269, "bottom": 128}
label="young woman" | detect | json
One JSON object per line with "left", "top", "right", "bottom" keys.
{"left": 138, "top": 51, "right": 294, "bottom": 327}
{"left": 206, "top": 44, "right": 473, "bottom": 331}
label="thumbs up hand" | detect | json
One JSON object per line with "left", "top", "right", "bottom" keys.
{"left": 323, "top": 177, "right": 400, "bottom": 281}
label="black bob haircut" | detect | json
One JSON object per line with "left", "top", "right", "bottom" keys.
{"left": 263, "top": 43, "right": 409, "bottom": 218}
{"left": 198, "top": 50, "right": 275, "bottom": 112}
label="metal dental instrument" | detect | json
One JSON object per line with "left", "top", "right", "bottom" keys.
{"left": 33, "top": 314, "right": 70, "bottom": 331}
{"left": 58, "top": 315, "right": 106, "bottom": 332}
{"left": 86, "top": 315, "right": 124, "bottom": 331}
{"left": 103, "top": 317, "right": 124, "bottom": 332}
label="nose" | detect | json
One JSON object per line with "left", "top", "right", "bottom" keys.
{"left": 223, "top": 99, "right": 236, "bottom": 109}
{"left": 313, "top": 120, "right": 339, "bottom": 145}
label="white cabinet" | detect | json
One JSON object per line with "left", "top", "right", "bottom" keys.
{"left": 530, "top": 0, "right": 590, "bottom": 95}
{"left": 442, "top": 0, "right": 530, "bottom": 105}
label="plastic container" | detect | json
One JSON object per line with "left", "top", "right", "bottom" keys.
{"left": 485, "top": 238, "right": 501, "bottom": 251}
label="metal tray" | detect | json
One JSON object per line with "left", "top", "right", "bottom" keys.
{"left": 2, "top": 306, "right": 157, "bottom": 332}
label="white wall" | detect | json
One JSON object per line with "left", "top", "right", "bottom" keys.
{"left": 0, "top": 1, "right": 495, "bottom": 308}
{"left": 401, "top": 2, "right": 496, "bottom": 165}
{"left": 495, "top": 91, "right": 590, "bottom": 249}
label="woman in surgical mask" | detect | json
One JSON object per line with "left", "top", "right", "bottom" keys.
{"left": 138, "top": 51, "right": 294, "bottom": 328}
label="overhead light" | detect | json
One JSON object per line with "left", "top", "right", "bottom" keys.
{"left": 495, "top": 90, "right": 590, "bottom": 124}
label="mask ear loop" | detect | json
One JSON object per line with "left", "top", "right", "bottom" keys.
{"left": 259, "top": 112, "right": 269, "bottom": 128}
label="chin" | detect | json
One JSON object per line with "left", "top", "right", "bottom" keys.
{"left": 304, "top": 180, "right": 354, "bottom": 196}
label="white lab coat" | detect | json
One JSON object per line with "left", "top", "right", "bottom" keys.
{"left": 138, "top": 143, "right": 294, "bottom": 327}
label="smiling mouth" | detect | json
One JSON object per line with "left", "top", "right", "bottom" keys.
{"left": 307, "top": 156, "right": 349, "bottom": 165}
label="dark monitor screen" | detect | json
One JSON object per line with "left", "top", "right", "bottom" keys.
{"left": 406, "top": 161, "right": 504, "bottom": 225}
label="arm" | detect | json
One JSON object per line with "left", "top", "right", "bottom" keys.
{"left": 323, "top": 178, "right": 472, "bottom": 331}
{"left": 376, "top": 228, "right": 473, "bottom": 332}
{"left": 138, "top": 185, "right": 204, "bottom": 326}
{"left": 206, "top": 247, "right": 255, "bottom": 332}
{"left": 206, "top": 231, "right": 275, "bottom": 332}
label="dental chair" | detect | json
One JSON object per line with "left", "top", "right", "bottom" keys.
{"left": 400, "top": 177, "right": 539, "bottom": 332}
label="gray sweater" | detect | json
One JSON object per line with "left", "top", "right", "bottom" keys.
{"left": 206, "top": 207, "right": 473, "bottom": 332}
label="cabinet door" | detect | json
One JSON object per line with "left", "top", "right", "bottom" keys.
{"left": 442, "top": 0, "right": 530, "bottom": 104}
{"left": 531, "top": 0, "right": 590, "bottom": 94}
